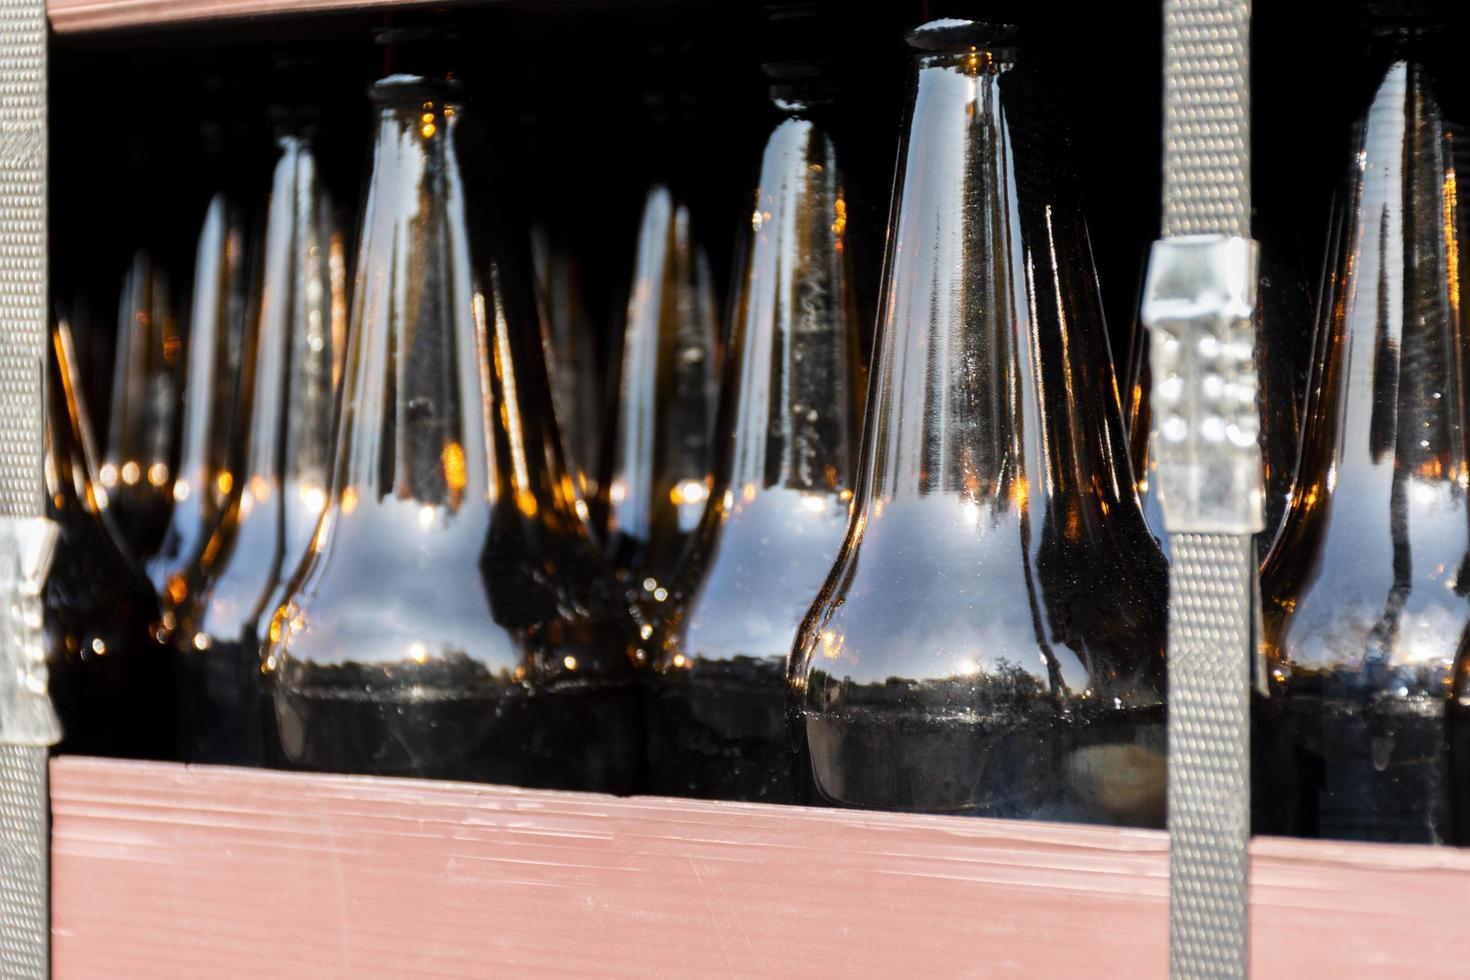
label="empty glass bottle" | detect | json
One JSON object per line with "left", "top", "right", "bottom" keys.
{"left": 45, "top": 317, "right": 174, "bottom": 758}
{"left": 601, "top": 184, "right": 721, "bottom": 610}
{"left": 647, "top": 63, "right": 861, "bottom": 802}
{"left": 100, "top": 252, "right": 181, "bottom": 558}
{"left": 532, "top": 221, "right": 603, "bottom": 521}
{"left": 147, "top": 193, "right": 256, "bottom": 608}
{"left": 174, "top": 129, "right": 346, "bottom": 765}
{"left": 261, "top": 75, "right": 641, "bottom": 789}
{"left": 1259, "top": 54, "right": 1469, "bottom": 843}
{"left": 788, "top": 21, "right": 1167, "bottom": 824}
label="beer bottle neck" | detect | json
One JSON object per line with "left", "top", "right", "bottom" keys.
{"left": 721, "top": 115, "right": 856, "bottom": 497}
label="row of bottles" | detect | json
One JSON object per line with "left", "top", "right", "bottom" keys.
{"left": 40, "top": 14, "right": 1470, "bottom": 845}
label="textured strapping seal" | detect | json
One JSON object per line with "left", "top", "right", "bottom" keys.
{"left": 1149, "top": 0, "right": 1257, "bottom": 977}
{"left": 0, "top": 2, "right": 54, "bottom": 979}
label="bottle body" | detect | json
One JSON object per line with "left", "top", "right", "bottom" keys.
{"left": 1260, "top": 59, "right": 1468, "bottom": 843}
{"left": 788, "top": 23, "right": 1167, "bottom": 824}
{"left": 262, "top": 78, "right": 640, "bottom": 790}
{"left": 45, "top": 319, "right": 175, "bottom": 758}
{"left": 647, "top": 104, "right": 861, "bottom": 803}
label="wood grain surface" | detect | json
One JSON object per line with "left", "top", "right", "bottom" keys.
{"left": 49, "top": 757, "right": 1470, "bottom": 977}
{"left": 48, "top": 0, "right": 469, "bottom": 33}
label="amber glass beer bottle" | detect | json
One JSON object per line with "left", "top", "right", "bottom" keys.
{"left": 146, "top": 193, "right": 256, "bottom": 607}
{"left": 532, "top": 222, "right": 603, "bottom": 519}
{"left": 788, "top": 21, "right": 1167, "bottom": 824}
{"left": 1259, "top": 51, "right": 1469, "bottom": 843}
{"left": 646, "top": 62, "right": 861, "bottom": 802}
{"left": 174, "top": 129, "right": 346, "bottom": 764}
{"left": 45, "top": 317, "right": 174, "bottom": 758}
{"left": 601, "top": 180, "right": 721, "bottom": 612}
{"left": 261, "top": 74, "right": 641, "bottom": 789}
{"left": 100, "top": 252, "right": 180, "bottom": 558}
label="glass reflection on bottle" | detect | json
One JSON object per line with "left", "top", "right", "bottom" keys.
{"left": 147, "top": 193, "right": 256, "bottom": 610}
{"left": 101, "top": 252, "right": 181, "bottom": 559}
{"left": 45, "top": 317, "right": 174, "bottom": 758}
{"left": 647, "top": 65, "right": 862, "bottom": 803}
{"left": 788, "top": 21, "right": 1167, "bottom": 824}
{"left": 261, "top": 76, "right": 641, "bottom": 790}
{"left": 174, "top": 130, "right": 346, "bottom": 765}
{"left": 601, "top": 184, "right": 721, "bottom": 609}
{"left": 1260, "top": 58, "right": 1469, "bottom": 843}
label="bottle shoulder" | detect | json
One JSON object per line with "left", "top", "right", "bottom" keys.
{"left": 791, "top": 495, "right": 1166, "bottom": 705}
{"left": 661, "top": 488, "right": 850, "bottom": 667}
{"left": 1264, "top": 465, "right": 1470, "bottom": 684}
{"left": 269, "top": 497, "right": 637, "bottom": 681}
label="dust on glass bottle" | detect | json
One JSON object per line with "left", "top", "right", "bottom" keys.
{"left": 788, "top": 21, "right": 1168, "bottom": 825}
{"left": 646, "top": 62, "right": 862, "bottom": 803}
{"left": 100, "top": 251, "right": 181, "bottom": 559}
{"left": 1258, "top": 48, "right": 1470, "bottom": 843}
{"left": 45, "top": 317, "right": 174, "bottom": 758}
{"left": 147, "top": 191, "right": 257, "bottom": 609}
{"left": 173, "top": 127, "right": 347, "bottom": 765}
{"left": 261, "top": 74, "right": 641, "bottom": 790}
{"left": 600, "top": 179, "right": 722, "bottom": 613}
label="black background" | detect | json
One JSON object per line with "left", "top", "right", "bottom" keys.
{"left": 47, "top": 0, "right": 1470, "bottom": 424}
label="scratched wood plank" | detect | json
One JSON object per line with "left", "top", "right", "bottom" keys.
{"left": 47, "top": 0, "right": 475, "bottom": 33}
{"left": 49, "top": 758, "right": 1470, "bottom": 978}
{"left": 47, "top": 0, "right": 703, "bottom": 34}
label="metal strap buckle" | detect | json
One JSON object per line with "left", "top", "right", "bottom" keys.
{"left": 1141, "top": 235, "right": 1265, "bottom": 537}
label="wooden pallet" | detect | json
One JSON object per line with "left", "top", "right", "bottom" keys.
{"left": 49, "top": 757, "right": 1470, "bottom": 978}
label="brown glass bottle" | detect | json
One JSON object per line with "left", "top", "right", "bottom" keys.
{"left": 788, "top": 21, "right": 1167, "bottom": 824}
{"left": 532, "top": 222, "right": 603, "bottom": 521}
{"left": 600, "top": 184, "right": 721, "bottom": 610}
{"left": 45, "top": 317, "right": 174, "bottom": 758}
{"left": 261, "top": 76, "right": 641, "bottom": 789}
{"left": 147, "top": 193, "right": 256, "bottom": 608}
{"left": 1259, "top": 56, "right": 1469, "bottom": 844}
{"left": 174, "top": 130, "right": 346, "bottom": 765}
{"left": 646, "top": 65, "right": 861, "bottom": 803}
{"left": 100, "top": 252, "right": 181, "bottom": 558}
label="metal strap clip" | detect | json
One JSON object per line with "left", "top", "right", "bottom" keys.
{"left": 0, "top": 516, "right": 58, "bottom": 747}
{"left": 1142, "top": 235, "right": 1265, "bottom": 537}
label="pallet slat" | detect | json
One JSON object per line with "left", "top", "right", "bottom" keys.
{"left": 49, "top": 758, "right": 1470, "bottom": 977}
{"left": 48, "top": 0, "right": 462, "bottom": 34}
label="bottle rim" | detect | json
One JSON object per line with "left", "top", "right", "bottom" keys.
{"left": 905, "top": 19, "right": 1020, "bottom": 54}
{"left": 369, "top": 73, "right": 464, "bottom": 106}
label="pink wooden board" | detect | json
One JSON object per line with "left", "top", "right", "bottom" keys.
{"left": 51, "top": 0, "right": 493, "bottom": 33}
{"left": 50, "top": 757, "right": 1470, "bottom": 978}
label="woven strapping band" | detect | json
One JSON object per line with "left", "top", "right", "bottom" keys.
{"left": 1159, "top": 1, "right": 1254, "bottom": 978}
{"left": 0, "top": 1, "right": 49, "bottom": 978}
